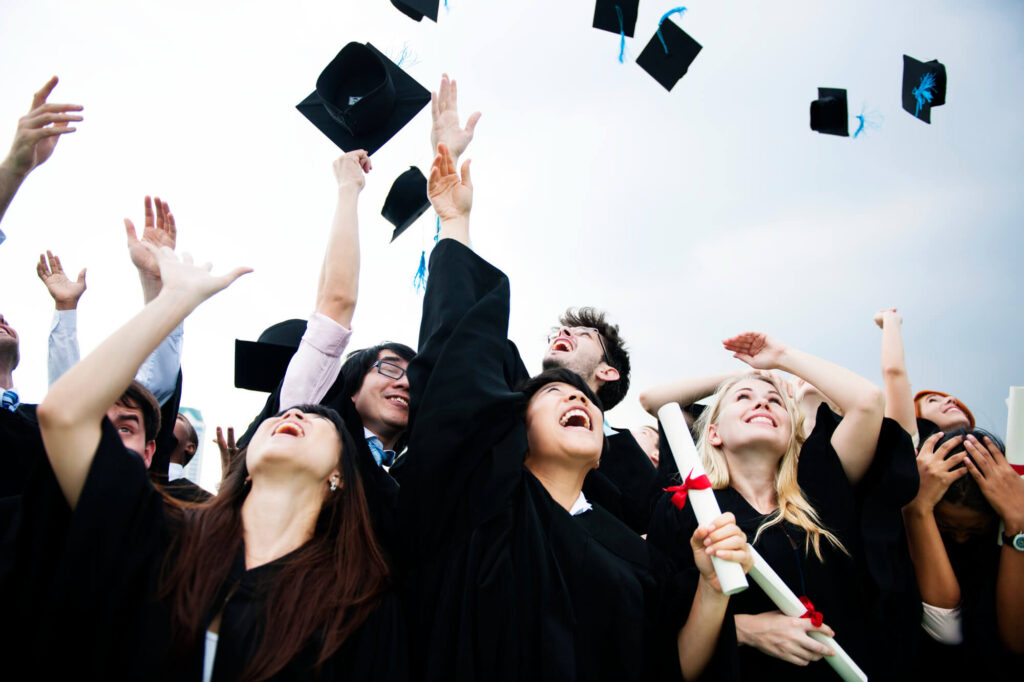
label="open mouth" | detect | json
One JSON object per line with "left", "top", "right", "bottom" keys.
{"left": 387, "top": 396, "right": 409, "bottom": 408}
{"left": 746, "top": 414, "right": 776, "bottom": 427}
{"left": 550, "top": 339, "right": 573, "bottom": 353}
{"left": 272, "top": 422, "right": 304, "bottom": 437}
{"left": 559, "top": 408, "right": 592, "bottom": 431}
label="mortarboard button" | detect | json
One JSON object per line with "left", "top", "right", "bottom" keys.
{"left": 382, "top": 166, "right": 430, "bottom": 242}
{"left": 296, "top": 42, "right": 431, "bottom": 155}
{"left": 810, "top": 87, "right": 849, "bottom": 137}
{"left": 593, "top": 0, "right": 638, "bottom": 37}
{"left": 636, "top": 13, "right": 702, "bottom": 91}
{"left": 902, "top": 55, "right": 946, "bottom": 124}
{"left": 391, "top": 0, "right": 439, "bottom": 23}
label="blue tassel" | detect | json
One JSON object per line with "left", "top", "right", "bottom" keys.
{"left": 434, "top": 215, "right": 441, "bottom": 243}
{"left": 657, "top": 6, "right": 687, "bottom": 54}
{"left": 413, "top": 251, "right": 428, "bottom": 291}
{"left": 912, "top": 72, "right": 936, "bottom": 117}
{"left": 616, "top": 5, "right": 626, "bottom": 63}
{"left": 444, "top": 0, "right": 449, "bottom": 9}
{"left": 853, "top": 104, "right": 884, "bottom": 139}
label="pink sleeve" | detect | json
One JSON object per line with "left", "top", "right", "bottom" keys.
{"left": 279, "top": 313, "right": 353, "bottom": 410}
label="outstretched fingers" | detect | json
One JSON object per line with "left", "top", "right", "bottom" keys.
{"left": 31, "top": 76, "right": 59, "bottom": 110}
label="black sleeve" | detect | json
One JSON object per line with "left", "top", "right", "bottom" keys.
{"left": 401, "top": 240, "right": 527, "bottom": 557}
{"left": 584, "top": 430, "right": 660, "bottom": 534}
{"left": 149, "top": 369, "right": 184, "bottom": 479}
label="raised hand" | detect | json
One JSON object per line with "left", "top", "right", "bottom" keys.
{"left": 147, "top": 244, "right": 251, "bottom": 305}
{"left": 332, "top": 149, "right": 371, "bottom": 191}
{"left": 430, "top": 74, "right": 481, "bottom": 160}
{"left": 873, "top": 307, "right": 901, "bottom": 329}
{"left": 428, "top": 142, "right": 472, "bottom": 223}
{"left": 125, "top": 196, "right": 177, "bottom": 279}
{"left": 963, "top": 434, "right": 1024, "bottom": 530}
{"left": 214, "top": 426, "right": 238, "bottom": 478}
{"left": 735, "top": 610, "right": 836, "bottom": 666}
{"left": 36, "top": 250, "right": 86, "bottom": 311}
{"left": 690, "top": 512, "right": 753, "bottom": 592}
{"left": 909, "top": 432, "right": 968, "bottom": 511}
{"left": 723, "top": 332, "right": 787, "bottom": 370}
{"left": 3, "top": 76, "right": 83, "bottom": 178}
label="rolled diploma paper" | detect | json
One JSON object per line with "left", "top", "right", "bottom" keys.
{"left": 748, "top": 546, "right": 868, "bottom": 682}
{"left": 657, "top": 403, "right": 748, "bottom": 595}
{"left": 1006, "top": 387, "right": 1024, "bottom": 467}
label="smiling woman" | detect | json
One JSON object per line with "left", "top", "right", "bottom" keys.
{"left": 9, "top": 246, "right": 406, "bottom": 680}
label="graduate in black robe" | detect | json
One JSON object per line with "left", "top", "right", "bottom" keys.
{"left": 397, "top": 144, "right": 752, "bottom": 682}
{"left": 7, "top": 245, "right": 407, "bottom": 681}
{"left": 644, "top": 339, "right": 919, "bottom": 682}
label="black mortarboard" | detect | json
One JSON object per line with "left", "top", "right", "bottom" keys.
{"left": 391, "top": 0, "right": 439, "bottom": 22}
{"left": 636, "top": 18, "right": 702, "bottom": 91}
{"left": 234, "top": 319, "right": 307, "bottom": 392}
{"left": 810, "top": 87, "right": 849, "bottom": 137}
{"left": 296, "top": 43, "right": 431, "bottom": 155}
{"left": 593, "top": 0, "right": 638, "bottom": 37}
{"left": 902, "top": 55, "right": 947, "bottom": 124}
{"left": 382, "top": 166, "right": 430, "bottom": 242}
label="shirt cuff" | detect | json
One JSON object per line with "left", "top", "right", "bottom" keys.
{"left": 50, "top": 308, "right": 78, "bottom": 332}
{"left": 304, "top": 312, "right": 353, "bottom": 355}
{"left": 921, "top": 601, "right": 963, "bottom": 645}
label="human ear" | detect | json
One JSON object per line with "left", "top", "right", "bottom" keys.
{"left": 143, "top": 441, "right": 156, "bottom": 469}
{"left": 595, "top": 364, "right": 619, "bottom": 384}
{"left": 707, "top": 424, "right": 723, "bottom": 447}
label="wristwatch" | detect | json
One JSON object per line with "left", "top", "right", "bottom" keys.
{"left": 1004, "top": 531, "right": 1024, "bottom": 552}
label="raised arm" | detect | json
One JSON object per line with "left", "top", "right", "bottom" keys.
{"left": 430, "top": 73, "right": 481, "bottom": 162}
{"left": 0, "top": 77, "right": 83, "bottom": 230}
{"left": 639, "top": 370, "right": 742, "bottom": 418}
{"left": 874, "top": 308, "right": 917, "bottom": 440}
{"left": 315, "top": 150, "right": 370, "bottom": 326}
{"left": 37, "top": 250, "right": 87, "bottom": 385}
{"left": 37, "top": 246, "right": 250, "bottom": 508}
{"left": 427, "top": 143, "right": 472, "bottom": 246}
{"left": 724, "top": 332, "right": 884, "bottom": 484}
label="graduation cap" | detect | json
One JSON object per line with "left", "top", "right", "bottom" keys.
{"left": 902, "top": 55, "right": 946, "bottom": 123}
{"left": 296, "top": 42, "right": 431, "bottom": 155}
{"left": 636, "top": 10, "right": 702, "bottom": 91}
{"left": 391, "top": 0, "right": 439, "bottom": 22}
{"left": 382, "top": 166, "right": 430, "bottom": 242}
{"left": 234, "top": 319, "right": 307, "bottom": 392}
{"left": 810, "top": 87, "right": 849, "bottom": 137}
{"left": 593, "top": 0, "right": 638, "bottom": 37}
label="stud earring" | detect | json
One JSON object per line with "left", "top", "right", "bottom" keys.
{"left": 330, "top": 479, "right": 338, "bottom": 492}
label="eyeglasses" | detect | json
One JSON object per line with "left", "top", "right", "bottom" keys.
{"left": 547, "top": 326, "right": 612, "bottom": 366}
{"left": 372, "top": 360, "right": 407, "bottom": 380}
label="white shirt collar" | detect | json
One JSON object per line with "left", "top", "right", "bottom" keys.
{"left": 569, "top": 491, "right": 593, "bottom": 517}
{"left": 168, "top": 462, "right": 185, "bottom": 482}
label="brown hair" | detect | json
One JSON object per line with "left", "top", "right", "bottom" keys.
{"left": 117, "top": 380, "right": 162, "bottom": 442}
{"left": 159, "top": 404, "right": 390, "bottom": 680}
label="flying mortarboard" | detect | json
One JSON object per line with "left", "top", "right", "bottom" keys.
{"left": 902, "top": 55, "right": 946, "bottom": 124}
{"left": 593, "top": 0, "right": 638, "bottom": 37}
{"left": 382, "top": 166, "right": 430, "bottom": 242}
{"left": 234, "top": 319, "right": 308, "bottom": 393}
{"left": 810, "top": 87, "right": 849, "bottom": 137}
{"left": 636, "top": 9, "right": 702, "bottom": 91}
{"left": 391, "top": 0, "right": 439, "bottom": 22}
{"left": 296, "top": 42, "right": 431, "bottom": 155}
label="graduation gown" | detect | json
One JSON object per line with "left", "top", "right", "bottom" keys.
{"left": 399, "top": 239, "right": 701, "bottom": 682}
{"left": 648, "top": 404, "right": 920, "bottom": 682}
{"left": 2, "top": 418, "right": 408, "bottom": 681}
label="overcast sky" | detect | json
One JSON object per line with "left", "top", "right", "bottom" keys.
{"left": 1, "top": 0, "right": 1021, "bottom": 488}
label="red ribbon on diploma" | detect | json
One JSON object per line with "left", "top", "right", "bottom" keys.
{"left": 1011, "top": 464, "right": 1024, "bottom": 476}
{"left": 799, "top": 596, "right": 824, "bottom": 627}
{"left": 664, "top": 470, "right": 712, "bottom": 510}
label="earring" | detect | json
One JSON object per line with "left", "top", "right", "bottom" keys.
{"left": 330, "top": 479, "right": 338, "bottom": 492}
{"left": 244, "top": 475, "right": 252, "bottom": 485}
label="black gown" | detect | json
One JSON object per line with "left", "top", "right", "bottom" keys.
{"left": 399, "top": 239, "right": 722, "bottom": 682}
{"left": 2, "top": 418, "right": 408, "bottom": 681}
{"left": 648, "top": 404, "right": 920, "bottom": 682}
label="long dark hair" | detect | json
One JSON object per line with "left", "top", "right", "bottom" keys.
{"left": 158, "top": 404, "right": 390, "bottom": 680}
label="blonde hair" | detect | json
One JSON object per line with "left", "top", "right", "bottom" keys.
{"left": 695, "top": 373, "right": 847, "bottom": 561}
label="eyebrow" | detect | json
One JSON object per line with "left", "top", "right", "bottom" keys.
{"left": 379, "top": 355, "right": 405, "bottom": 364}
{"left": 115, "top": 413, "right": 141, "bottom": 425}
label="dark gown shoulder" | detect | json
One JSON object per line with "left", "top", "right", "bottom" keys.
{"left": 581, "top": 429, "right": 661, "bottom": 535}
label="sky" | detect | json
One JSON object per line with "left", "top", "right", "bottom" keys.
{"left": 1, "top": 0, "right": 1022, "bottom": 489}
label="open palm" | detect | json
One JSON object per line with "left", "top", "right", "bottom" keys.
{"left": 723, "top": 332, "right": 787, "bottom": 370}
{"left": 428, "top": 143, "right": 472, "bottom": 222}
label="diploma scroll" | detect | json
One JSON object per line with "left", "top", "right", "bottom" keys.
{"left": 657, "top": 403, "right": 749, "bottom": 595}
{"left": 748, "top": 546, "right": 868, "bottom": 682}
